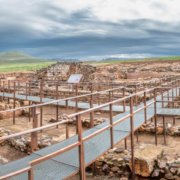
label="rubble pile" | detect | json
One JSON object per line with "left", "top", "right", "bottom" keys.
{"left": 0, "top": 128, "right": 56, "bottom": 154}
{"left": 94, "top": 144, "right": 180, "bottom": 179}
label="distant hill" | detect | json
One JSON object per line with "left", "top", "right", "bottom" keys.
{"left": 51, "top": 58, "right": 80, "bottom": 62}
{"left": 0, "top": 51, "right": 52, "bottom": 63}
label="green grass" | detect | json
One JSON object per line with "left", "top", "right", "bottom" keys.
{"left": 86, "top": 56, "right": 180, "bottom": 65}
{"left": 0, "top": 62, "right": 56, "bottom": 72}
{"left": 0, "top": 51, "right": 53, "bottom": 63}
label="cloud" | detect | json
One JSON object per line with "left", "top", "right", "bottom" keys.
{"left": 0, "top": 0, "right": 180, "bottom": 60}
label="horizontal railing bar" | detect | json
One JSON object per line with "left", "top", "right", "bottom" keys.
{"left": 0, "top": 167, "right": 32, "bottom": 180}
{"left": 30, "top": 141, "right": 81, "bottom": 166}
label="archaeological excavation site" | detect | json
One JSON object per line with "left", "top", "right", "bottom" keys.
{"left": 1, "top": 60, "right": 180, "bottom": 180}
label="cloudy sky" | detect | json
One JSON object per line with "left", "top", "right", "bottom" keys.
{"left": 0, "top": 0, "right": 180, "bottom": 60}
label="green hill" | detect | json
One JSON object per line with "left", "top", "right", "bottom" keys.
{"left": 0, "top": 51, "right": 52, "bottom": 63}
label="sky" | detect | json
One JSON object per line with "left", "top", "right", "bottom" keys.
{"left": 0, "top": 0, "right": 180, "bottom": 60}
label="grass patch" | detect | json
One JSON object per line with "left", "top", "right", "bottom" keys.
{"left": 0, "top": 62, "right": 56, "bottom": 72}
{"left": 86, "top": 56, "right": 180, "bottom": 65}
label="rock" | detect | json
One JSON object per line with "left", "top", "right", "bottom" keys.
{"left": 120, "top": 178, "right": 128, "bottom": 180}
{"left": 111, "top": 166, "right": 120, "bottom": 172}
{"left": 108, "top": 171, "right": 114, "bottom": 177}
{"left": 0, "top": 157, "right": 8, "bottom": 164}
{"left": 170, "top": 168, "right": 177, "bottom": 174}
{"left": 102, "top": 164, "right": 110, "bottom": 172}
{"left": 177, "top": 168, "right": 180, "bottom": 175}
{"left": 152, "top": 169, "right": 160, "bottom": 177}
{"left": 115, "top": 147, "right": 124, "bottom": 153}
{"left": 129, "top": 144, "right": 164, "bottom": 177}
{"left": 165, "top": 173, "right": 174, "bottom": 179}
{"left": 165, "top": 167, "right": 170, "bottom": 174}
{"left": 96, "top": 112, "right": 101, "bottom": 115}
{"left": 117, "top": 170, "right": 123, "bottom": 175}
{"left": 124, "top": 155, "right": 131, "bottom": 162}
{"left": 98, "top": 156, "right": 104, "bottom": 162}
{"left": 159, "top": 162, "right": 166, "bottom": 169}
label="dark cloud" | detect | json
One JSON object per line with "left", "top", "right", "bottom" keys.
{"left": 0, "top": 2, "right": 180, "bottom": 60}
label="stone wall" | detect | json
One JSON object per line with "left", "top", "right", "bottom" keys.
{"left": 31, "top": 62, "right": 97, "bottom": 82}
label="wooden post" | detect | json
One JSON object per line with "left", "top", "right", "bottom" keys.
{"left": 29, "top": 82, "right": 31, "bottom": 122}
{"left": 56, "top": 84, "right": 59, "bottom": 128}
{"left": 130, "top": 96, "right": 135, "bottom": 180}
{"left": 135, "top": 85, "right": 137, "bottom": 106}
{"left": 110, "top": 103, "right": 113, "bottom": 149}
{"left": 124, "top": 138, "right": 127, "bottom": 150}
{"left": 18, "top": 80, "right": 20, "bottom": 94}
{"left": 98, "top": 86, "right": 100, "bottom": 105}
{"left": 154, "top": 89, "right": 157, "bottom": 146}
{"left": 26, "top": 83, "right": 28, "bottom": 100}
{"left": 65, "top": 100, "right": 68, "bottom": 109}
{"left": 162, "top": 86, "right": 164, "bottom": 108}
{"left": 13, "top": 82, "right": 16, "bottom": 124}
{"left": 77, "top": 115, "right": 86, "bottom": 180}
{"left": 8, "top": 80, "right": 10, "bottom": 104}
{"left": 90, "top": 86, "right": 94, "bottom": 128}
{"left": 3, "top": 81, "right": 5, "bottom": 98}
{"left": 144, "top": 91, "right": 147, "bottom": 123}
{"left": 123, "top": 88, "right": 126, "bottom": 112}
{"left": 28, "top": 169, "right": 33, "bottom": 180}
{"left": 40, "top": 83, "right": 43, "bottom": 131}
{"left": 66, "top": 124, "right": 69, "bottom": 139}
{"left": 76, "top": 85, "right": 78, "bottom": 113}
{"left": 31, "top": 107, "right": 38, "bottom": 152}
{"left": 163, "top": 116, "right": 166, "bottom": 145}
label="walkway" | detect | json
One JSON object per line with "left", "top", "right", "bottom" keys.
{"left": 0, "top": 89, "right": 178, "bottom": 180}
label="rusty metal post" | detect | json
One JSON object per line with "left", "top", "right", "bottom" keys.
{"left": 135, "top": 85, "right": 137, "bottom": 106}
{"left": 162, "top": 85, "right": 164, "bottom": 108}
{"left": 124, "top": 138, "right": 127, "bottom": 150}
{"left": 8, "top": 80, "right": 10, "bottom": 104}
{"left": 66, "top": 124, "right": 69, "bottom": 139}
{"left": 144, "top": 91, "right": 147, "bottom": 123}
{"left": 110, "top": 103, "right": 114, "bottom": 149}
{"left": 13, "top": 82, "right": 16, "bottom": 124}
{"left": 31, "top": 107, "right": 38, "bottom": 152}
{"left": 154, "top": 88, "right": 157, "bottom": 146}
{"left": 56, "top": 84, "right": 59, "bottom": 128}
{"left": 28, "top": 168, "right": 33, "bottom": 180}
{"left": 65, "top": 100, "right": 68, "bottom": 109}
{"left": 123, "top": 87, "right": 126, "bottom": 112}
{"left": 77, "top": 115, "right": 86, "bottom": 180}
{"left": 29, "top": 82, "right": 31, "bottom": 122}
{"left": 3, "top": 81, "right": 5, "bottom": 98}
{"left": 90, "top": 86, "right": 94, "bottom": 127}
{"left": 130, "top": 96, "right": 135, "bottom": 180}
{"left": 18, "top": 80, "right": 20, "bottom": 94}
{"left": 163, "top": 116, "right": 166, "bottom": 145}
{"left": 26, "top": 83, "right": 28, "bottom": 100}
{"left": 40, "top": 83, "right": 43, "bottom": 131}
{"left": 76, "top": 85, "right": 78, "bottom": 113}
{"left": 98, "top": 86, "right": 100, "bottom": 105}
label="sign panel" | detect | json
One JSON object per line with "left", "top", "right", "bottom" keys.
{"left": 67, "top": 74, "right": 83, "bottom": 84}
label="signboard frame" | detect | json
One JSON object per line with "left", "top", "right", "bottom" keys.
{"left": 67, "top": 74, "right": 83, "bottom": 84}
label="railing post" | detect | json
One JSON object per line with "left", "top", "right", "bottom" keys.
{"left": 135, "top": 85, "right": 137, "bottom": 106}
{"left": 3, "top": 81, "right": 5, "bottom": 98}
{"left": 76, "top": 84, "right": 78, "bottom": 113}
{"left": 110, "top": 103, "right": 113, "bottom": 149}
{"left": 123, "top": 87, "right": 126, "bottom": 112}
{"left": 98, "top": 86, "right": 100, "bottom": 105}
{"left": 26, "top": 83, "right": 28, "bottom": 100}
{"left": 56, "top": 84, "right": 59, "bottom": 128}
{"left": 29, "top": 82, "right": 31, "bottom": 122}
{"left": 77, "top": 115, "right": 86, "bottom": 180}
{"left": 163, "top": 116, "right": 166, "bottom": 145}
{"left": 144, "top": 91, "right": 147, "bottom": 123}
{"left": 28, "top": 168, "right": 34, "bottom": 180}
{"left": 18, "top": 80, "right": 20, "bottom": 94}
{"left": 31, "top": 107, "right": 38, "bottom": 152}
{"left": 8, "top": 80, "right": 10, "bottom": 104}
{"left": 154, "top": 88, "right": 157, "bottom": 146}
{"left": 90, "top": 86, "right": 94, "bottom": 127}
{"left": 66, "top": 124, "right": 69, "bottom": 139}
{"left": 130, "top": 96, "right": 135, "bottom": 180}
{"left": 13, "top": 82, "right": 16, "bottom": 125}
{"left": 40, "top": 83, "right": 43, "bottom": 131}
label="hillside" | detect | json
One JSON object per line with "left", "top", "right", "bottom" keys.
{"left": 0, "top": 51, "right": 52, "bottom": 63}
